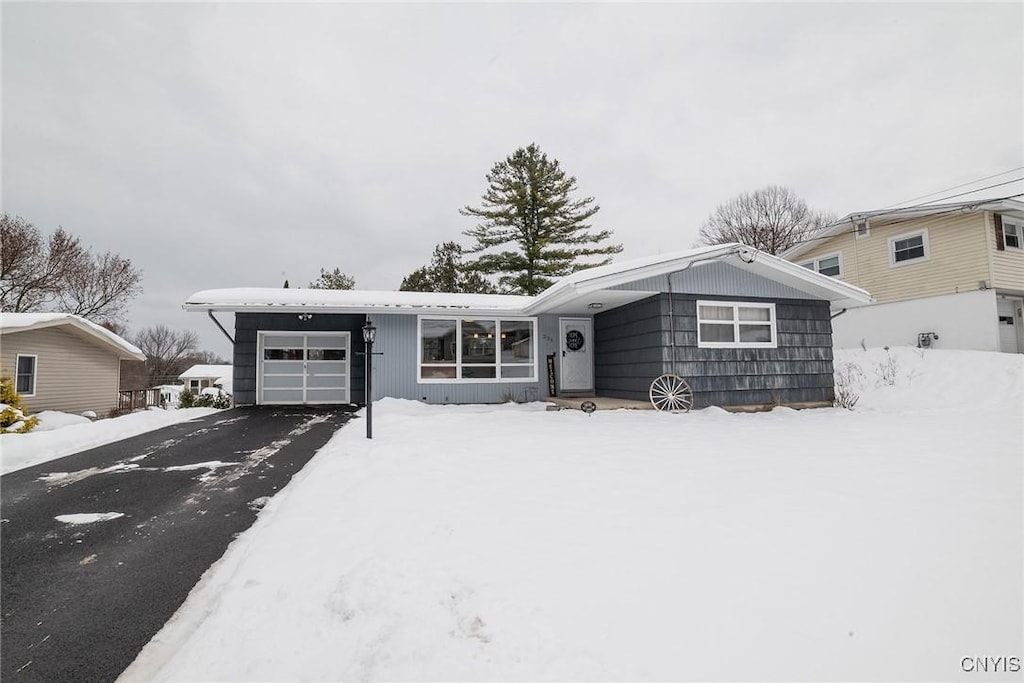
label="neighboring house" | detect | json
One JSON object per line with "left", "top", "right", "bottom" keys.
{"left": 178, "top": 364, "right": 233, "bottom": 394}
{"left": 0, "top": 313, "right": 146, "bottom": 415}
{"left": 782, "top": 198, "right": 1024, "bottom": 353}
{"left": 184, "top": 244, "right": 870, "bottom": 410}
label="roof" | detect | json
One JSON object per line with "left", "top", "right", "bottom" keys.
{"left": 0, "top": 313, "right": 146, "bottom": 361}
{"left": 179, "top": 364, "right": 233, "bottom": 379}
{"left": 185, "top": 244, "right": 872, "bottom": 317}
{"left": 184, "top": 288, "right": 533, "bottom": 315}
{"left": 525, "top": 243, "right": 873, "bottom": 313}
{"left": 782, "top": 197, "right": 1024, "bottom": 261}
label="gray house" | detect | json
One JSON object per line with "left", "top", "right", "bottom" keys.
{"left": 184, "top": 244, "right": 872, "bottom": 410}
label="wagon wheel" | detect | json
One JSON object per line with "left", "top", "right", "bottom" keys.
{"left": 649, "top": 374, "right": 693, "bottom": 413}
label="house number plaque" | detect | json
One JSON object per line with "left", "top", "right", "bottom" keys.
{"left": 565, "top": 330, "right": 585, "bottom": 351}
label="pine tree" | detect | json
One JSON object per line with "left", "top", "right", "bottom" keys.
{"left": 308, "top": 268, "right": 355, "bottom": 290}
{"left": 399, "top": 242, "right": 495, "bottom": 293}
{"left": 460, "top": 144, "right": 622, "bottom": 295}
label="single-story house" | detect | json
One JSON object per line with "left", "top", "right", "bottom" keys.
{"left": 184, "top": 243, "right": 872, "bottom": 410}
{"left": 0, "top": 313, "right": 146, "bottom": 416}
{"left": 178, "top": 364, "right": 233, "bottom": 394}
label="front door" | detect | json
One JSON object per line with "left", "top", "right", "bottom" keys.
{"left": 559, "top": 318, "right": 593, "bottom": 392}
{"left": 997, "top": 297, "right": 1023, "bottom": 354}
{"left": 258, "top": 332, "right": 350, "bottom": 404}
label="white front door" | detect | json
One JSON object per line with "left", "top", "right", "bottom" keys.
{"left": 997, "top": 297, "right": 1023, "bottom": 354}
{"left": 258, "top": 332, "right": 350, "bottom": 404}
{"left": 559, "top": 318, "right": 594, "bottom": 392}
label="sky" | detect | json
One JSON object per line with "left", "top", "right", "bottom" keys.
{"left": 3, "top": 2, "right": 1022, "bottom": 359}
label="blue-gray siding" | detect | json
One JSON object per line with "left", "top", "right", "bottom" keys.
{"left": 594, "top": 294, "right": 834, "bottom": 408}
{"left": 610, "top": 261, "right": 815, "bottom": 300}
{"left": 234, "top": 312, "right": 561, "bottom": 405}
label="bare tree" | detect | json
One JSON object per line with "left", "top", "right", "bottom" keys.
{"left": 696, "top": 186, "right": 836, "bottom": 255}
{"left": 134, "top": 325, "right": 200, "bottom": 386}
{"left": 0, "top": 214, "right": 143, "bottom": 322}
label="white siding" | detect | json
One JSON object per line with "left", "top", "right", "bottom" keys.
{"left": 1, "top": 327, "right": 122, "bottom": 415}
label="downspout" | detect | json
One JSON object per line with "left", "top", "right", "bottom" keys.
{"left": 207, "top": 310, "right": 234, "bottom": 345}
{"left": 830, "top": 308, "right": 848, "bottom": 321}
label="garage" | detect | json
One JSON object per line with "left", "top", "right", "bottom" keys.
{"left": 257, "top": 331, "right": 350, "bottom": 404}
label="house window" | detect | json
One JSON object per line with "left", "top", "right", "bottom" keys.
{"left": 189, "top": 379, "right": 201, "bottom": 391}
{"left": 419, "top": 317, "right": 537, "bottom": 382}
{"left": 889, "top": 230, "right": 929, "bottom": 266}
{"left": 15, "top": 355, "right": 37, "bottom": 396}
{"left": 697, "top": 301, "right": 777, "bottom": 349}
{"left": 1003, "top": 219, "right": 1022, "bottom": 250}
{"left": 799, "top": 253, "right": 842, "bottom": 277}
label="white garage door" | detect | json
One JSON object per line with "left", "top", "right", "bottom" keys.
{"left": 258, "top": 332, "right": 350, "bottom": 404}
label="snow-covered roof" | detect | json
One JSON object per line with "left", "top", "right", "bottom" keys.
{"left": 782, "top": 198, "right": 1024, "bottom": 261}
{"left": 184, "top": 288, "right": 534, "bottom": 315}
{"left": 0, "top": 313, "right": 146, "bottom": 361}
{"left": 184, "top": 244, "right": 872, "bottom": 318}
{"left": 526, "top": 243, "right": 873, "bottom": 313}
{"left": 179, "top": 364, "right": 233, "bottom": 380}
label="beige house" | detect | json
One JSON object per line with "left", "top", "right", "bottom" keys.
{"left": 782, "top": 198, "right": 1024, "bottom": 353}
{"left": 0, "top": 313, "right": 146, "bottom": 415}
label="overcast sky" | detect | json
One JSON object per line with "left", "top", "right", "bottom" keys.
{"left": 4, "top": 2, "right": 1022, "bottom": 359}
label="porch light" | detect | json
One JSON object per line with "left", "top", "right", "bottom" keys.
{"left": 362, "top": 321, "right": 377, "bottom": 344}
{"left": 297, "top": 313, "right": 313, "bottom": 321}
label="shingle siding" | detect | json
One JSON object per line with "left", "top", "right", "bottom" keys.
{"left": 594, "top": 294, "right": 834, "bottom": 408}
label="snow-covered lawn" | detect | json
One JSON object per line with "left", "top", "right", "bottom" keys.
{"left": 119, "top": 348, "right": 1023, "bottom": 681}
{"left": 1, "top": 408, "right": 220, "bottom": 475}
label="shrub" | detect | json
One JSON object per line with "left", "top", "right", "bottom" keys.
{"left": 178, "top": 388, "right": 232, "bottom": 410}
{"left": 834, "top": 361, "right": 864, "bottom": 410}
{"left": 178, "top": 389, "right": 197, "bottom": 409}
{"left": 0, "top": 373, "right": 40, "bottom": 434}
{"left": 874, "top": 346, "right": 899, "bottom": 386}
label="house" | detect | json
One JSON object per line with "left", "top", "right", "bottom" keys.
{"left": 781, "top": 198, "right": 1024, "bottom": 353}
{"left": 0, "top": 313, "right": 146, "bottom": 415}
{"left": 178, "top": 364, "right": 233, "bottom": 394}
{"left": 185, "top": 244, "right": 870, "bottom": 410}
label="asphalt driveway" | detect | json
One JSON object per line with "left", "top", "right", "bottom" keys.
{"left": 1, "top": 406, "right": 354, "bottom": 683}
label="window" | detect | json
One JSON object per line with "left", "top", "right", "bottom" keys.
{"left": 889, "top": 230, "right": 929, "bottom": 266}
{"left": 1003, "top": 219, "right": 1022, "bottom": 250}
{"left": 799, "top": 253, "right": 842, "bottom": 277}
{"left": 16, "top": 355, "right": 36, "bottom": 396}
{"left": 419, "top": 317, "right": 536, "bottom": 382}
{"left": 697, "top": 301, "right": 777, "bottom": 348}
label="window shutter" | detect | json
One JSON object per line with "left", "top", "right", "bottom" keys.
{"left": 995, "top": 214, "right": 1005, "bottom": 251}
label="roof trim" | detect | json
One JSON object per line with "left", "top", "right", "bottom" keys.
{"left": 0, "top": 314, "right": 146, "bottom": 361}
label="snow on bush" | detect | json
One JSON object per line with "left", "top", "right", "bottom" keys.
{"left": 0, "top": 374, "right": 39, "bottom": 433}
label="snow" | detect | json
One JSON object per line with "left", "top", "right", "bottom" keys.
{"left": 184, "top": 288, "right": 534, "bottom": 313}
{"left": 31, "top": 410, "right": 93, "bottom": 431}
{"left": 0, "top": 312, "right": 144, "bottom": 358}
{"left": 54, "top": 512, "right": 125, "bottom": 525}
{"left": 0, "top": 408, "right": 219, "bottom": 475}
{"left": 120, "top": 348, "right": 1023, "bottom": 682}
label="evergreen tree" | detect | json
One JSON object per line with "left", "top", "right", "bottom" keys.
{"left": 460, "top": 143, "right": 622, "bottom": 295}
{"left": 308, "top": 268, "right": 355, "bottom": 290}
{"left": 283, "top": 280, "right": 290, "bottom": 288}
{"left": 399, "top": 242, "right": 495, "bottom": 293}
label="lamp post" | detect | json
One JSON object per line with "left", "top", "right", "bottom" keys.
{"left": 362, "top": 320, "right": 376, "bottom": 439}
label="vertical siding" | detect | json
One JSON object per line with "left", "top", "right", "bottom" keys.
{"left": 1, "top": 327, "right": 122, "bottom": 415}
{"left": 987, "top": 212, "right": 1024, "bottom": 291}
{"left": 372, "top": 313, "right": 557, "bottom": 404}
{"left": 234, "top": 313, "right": 367, "bottom": 406}
{"left": 794, "top": 213, "right": 992, "bottom": 303}
{"left": 612, "top": 261, "right": 816, "bottom": 300}
{"left": 593, "top": 294, "right": 834, "bottom": 408}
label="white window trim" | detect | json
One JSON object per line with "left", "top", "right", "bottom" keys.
{"left": 799, "top": 252, "right": 843, "bottom": 278}
{"left": 888, "top": 229, "right": 930, "bottom": 267}
{"left": 417, "top": 316, "right": 538, "bottom": 383}
{"left": 15, "top": 354, "right": 37, "bottom": 397}
{"left": 696, "top": 301, "right": 778, "bottom": 349}
{"left": 1002, "top": 219, "right": 1023, "bottom": 251}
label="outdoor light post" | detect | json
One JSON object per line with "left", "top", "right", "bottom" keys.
{"left": 362, "top": 320, "right": 376, "bottom": 439}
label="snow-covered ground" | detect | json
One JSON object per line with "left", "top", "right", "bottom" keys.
{"left": 107, "top": 348, "right": 1019, "bottom": 680}
{"left": 1, "top": 408, "right": 220, "bottom": 475}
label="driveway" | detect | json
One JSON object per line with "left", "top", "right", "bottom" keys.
{"left": 1, "top": 406, "right": 354, "bottom": 683}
